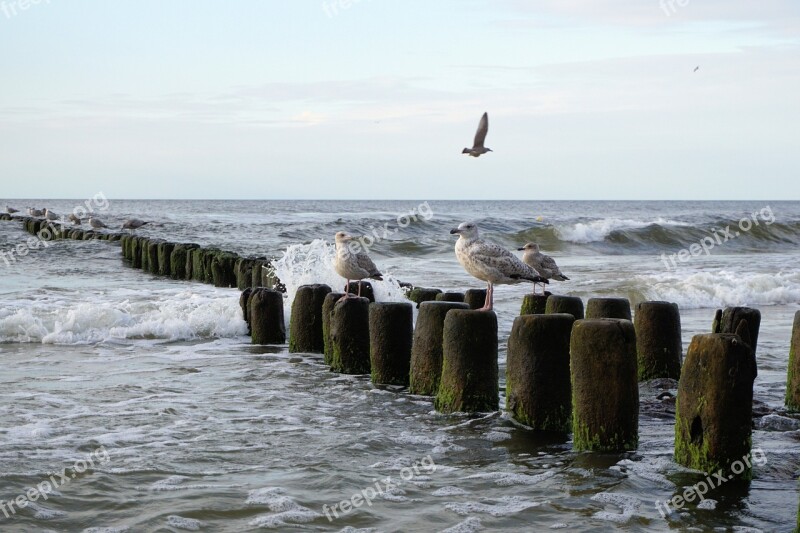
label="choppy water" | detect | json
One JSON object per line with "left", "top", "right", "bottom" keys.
{"left": 1, "top": 199, "right": 799, "bottom": 532}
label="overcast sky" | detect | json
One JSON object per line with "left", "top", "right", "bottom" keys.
{"left": 0, "top": 0, "right": 798, "bottom": 200}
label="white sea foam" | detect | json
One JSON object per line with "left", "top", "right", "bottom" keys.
{"left": 0, "top": 287, "right": 247, "bottom": 344}
{"left": 445, "top": 495, "right": 544, "bottom": 516}
{"left": 246, "top": 486, "right": 319, "bottom": 528}
{"left": 590, "top": 492, "right": 641, "bottom": 524}
{"left": 555, "top": 218, "right": 686, "bottom": 243}
{"left": 637, "top": 270, "right": 800, "bottom": 309}
{"left": 439, "top": 517, "right": 483, "bottom": 533}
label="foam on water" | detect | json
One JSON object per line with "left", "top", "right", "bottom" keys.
{"left": 555, "top": 218, "right": 687, "bottom": 243}
{"left": 0, "top": 287, "right": 247, "bottom": 344}
{"left": 272, "top": 240, "right": 409, "bottom": 315}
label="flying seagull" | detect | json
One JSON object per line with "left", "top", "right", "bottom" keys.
{"left": 89, "top": 217, "right": 107, "bottom": 229}
{"left": 450, "top": 222, "right": 547, "bottom": 311}
{"left": 694, "top": 66, "right": 699, "bottom": 72}
{"left": 123, "top": 218, "right": 149, "bottom": 230}
{"left": 462, "top": 112, "right": 492, "bottom": 157}
{"left": 518, "top": 242, "right": 569, "bottom": 295}
{"left": 334, "top": 231, "right": 383, "bottom": 301}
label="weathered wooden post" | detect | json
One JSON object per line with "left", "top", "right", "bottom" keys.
{"left": 674, "top": 333, "right": 757, "bottom": 479}
{"left": 345, "top": 281, "right": 375, "bottom": 302}
{"left": 435, "top": 292, "right": 465, "bottom": 303}
{"left": 369, "top": 302, "right": 413, "bottom": 385}
{"left": 436, "top": 310, "right": 498, "bottom": 413}
{"left": 785, "top": 311, "right": 800, "bottom": 410}
{"left": 570, "top": 318, "right": 639, "bottom": 451}
{"left": 407, "top": 287, "right": 442, "bottom": 307}
{"left": 157, "top": 241, "right": 175, "bottom": 277}
{"left": 239, "top": 288, "right": 253, "bottom": 335}
{"left": 249, "top": 289, "right": 286, "bottom": 345}
{"left": 586, "top": 297, "right": 632, "bottom": 320}
{"left": 713, "top": 306, "right": 761, "bottom": 356}
{"left": 330, "top": 297, "right": 371, "bottom": 374}
{"left": 520, "top": 294, "right": 549, "bottom": 315}
{"left": 506, "top": 313, "right": 574, "bottom": 432}
{"left": 289, "top": 284, "right": 332, "bottom": 354}
{"left": 409, "top": 302, "right": 470, "bottom": 395}
{"left": 322, "top": 292, "right": 346, "bottom": 365}
{"left": 634, "top": 301, "right": 682, "bottom": 380}
{"left": 464, "top": 289, "right": 487, "bottom": 310}
{"left": 545, "top": 295, "right": 584, "bottom": 320}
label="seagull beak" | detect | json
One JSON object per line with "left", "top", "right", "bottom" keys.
{"left": 450, "top": 228, "right": 460, "bottom": 235}
{"left": 517, "top": 247, "right": 524, "bottom": 251}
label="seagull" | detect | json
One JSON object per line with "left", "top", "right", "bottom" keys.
{"left": 334, "top": 231, "right": 383, "bottom": 301}
{"left": 450, "top": 222, "right": 548, "bottom": 311}
{"left": 518, "top": 242, "right": 569, "bottom": 295}
{"left": 122, "top": 218, "right": 149, "bottom": 230}
{"left": 44, "top": 209, "right": 58, "bottom": 221}
{"left": 68, "top": 213, "right": 82, "bottom": 225}
{"left": 462, "top": 112, "right": 492, "bottom": 157}
{"left": 89, "top": 217, "right": 107, "bottom": 229}
{"left": 6, "top": 206, "right": 18, "bottom": 214}
{"left": 28, "top": 208, "right": 43, "bottom": 217}
{"left": 694, "top": 66, "right": 700, "bottom": 72}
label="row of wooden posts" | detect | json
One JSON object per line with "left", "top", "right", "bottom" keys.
{"left": 5, "top": 213, "right": 800, "bottom": 482}
{"left": 244, "top": 282, "right": 800, "bottom": 484}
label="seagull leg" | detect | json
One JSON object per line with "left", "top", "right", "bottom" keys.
{"left": 357, "top": 280, "right": 362, "bottom": 298}
{"left": 479, "top": 282, "right": 494, "bottom": 311}
{"left": 338, "top": 279, "right": 352, "bottom": 302}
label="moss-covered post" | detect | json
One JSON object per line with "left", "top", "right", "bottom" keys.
{"left": 249, "top": 289, "right": 286, "bottom": 345}
{"left": 211, "top": 251, "right": 238, "bottom": 288}
{"left": 785, "top": 312, "right": 800, "bottom": 410}
{"left": 130, "top": 236, "right": 143, "bottom": 269}
{"left": 545, "top": 295, "right": 584, "bottom": 320}
{"left": 715, "top": 307, "right": 761, "bottom": 356}
{"left": 409, "top": 301, "right": 470, "bottom": 395}
{"left": 407, "top": 287, "right": 442, "bottom": 307}
{"left": 435, "top": 292, "right": 465, "bottom": 303}
{"left": 585, "top": 297, "right": 632, "bottom": 320}
{"left": 235, "top": 258, "right": 255, "bottom": 290}
{"left": 169, "top": 243, "right": 196, "bottom": 280}
{"left": 368, "top": 302, "right": 413, "bottom": 386}
{"left": 322, "top": 292, "right": 346, "bottom": 365}
{"left": 570, "top": 318, "right": 639, "bottom": 452}
{"left": 520, "top": 294, "right": 549, "bottom": 315}
{"left": 289, "top": 284, "right": 332, "bottom": 354}
{"left": 634, "top": 301, "right": 682, "bottom": 381}
{"left": 435, "top": 310, "right": 498, "bottom": 413}
{"left": 330, "top": 297, "right": 371, "bottom": 374}
{"left": 239, "top": 288, "right": 253, "bottom": 335}
{"left": 345, "top": 281, "right": 375, "bottom": 302}
{"left": 674, "top": 333, "right": 757, "bottom": 479}
{"left": 464, "top": 289, "right": 487, "bottom": 310}
{"left": 157, "top": 241, "right": 175, "bottom": 277}
{"left": 506, "top": 313, "right": 574, "bottom": 432}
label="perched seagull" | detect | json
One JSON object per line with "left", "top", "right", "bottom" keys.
{"left": 6, "top": 206, "right": 19, "bottom": 214}
{"left": 68, "top": 213, "right": 82, "bottom": 225}
{"left": 334, "top": 231, "right": 383, "bottom": 301}
{"left": 462, "top": 112, "right": 492, "bottom": 157}
{"left": 44, "top": 209, "right": 58, "bottom": 221}
{"left": 122, "top": 218, "right": 149, "bottom": 230}
{"left": 450, "top": 222, "right": 548, "bottom": 311}
{"left": 89, "top": 217, "right": 107, "bottom": 229}
{"left": 518, "top": 242, "right": 569, "bottom": 295}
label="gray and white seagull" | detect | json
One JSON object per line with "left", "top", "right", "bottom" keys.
{"left": 518, "top": 242, "right": 569, "bottom": 295}
{"left": 450, "top": 222, "right": 547, "bottom": 311}
{"left": 462, "top": 112, "right": 492, "bottom": 157}
{"left": 334, "top": 231, "right": 383, "bottom": 301}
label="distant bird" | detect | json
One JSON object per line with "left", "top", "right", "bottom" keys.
{"left": 334, "top": 231, "right": 383, "bottom": 301}
{"left": 89, "top": 217, "right": 107, "bottom": 229}
{"left": 68, "top": 213, "right": 82, "bottom": 225}
{"left": 6, "top": 206, "right": 18, "bottom": 214}
{"left": 694, "top": 66, "right": 700, "bottom": 72}
{"left": 450, "top": 222, "right": 547, "bottom": 311}
{"left": 518, "top": 242, "right": 569, "bottom": 295}
{"left": 28, "top": 208, "right": 43, "bottom": 217}
{"left": 44, "top": 209, "right": 58, "bottom": 221}
{"left": 122, "top": 218, "right": 149, "bottom": 230}
{"left": 462, "top": 112, "right": 492, "bottom": 157}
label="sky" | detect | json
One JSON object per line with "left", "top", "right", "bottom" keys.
{"left": 0, "top": 0, "right": 798, "bottom": 200}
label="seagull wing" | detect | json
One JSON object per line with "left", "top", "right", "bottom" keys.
{"left": 470, "top": 240, "right": 546, "bottom": 283}
{"left": 356, "top": 252, "right": 382, "bottom": 279}
{"left": 473, "top": 112, "right": 489, "bottom": 148}
{"left": 540, "top": 254, "right": 561, "bottom": 274}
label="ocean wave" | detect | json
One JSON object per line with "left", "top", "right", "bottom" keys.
{"left": 0, "top": 288, "right": 247, "bottom": 344}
